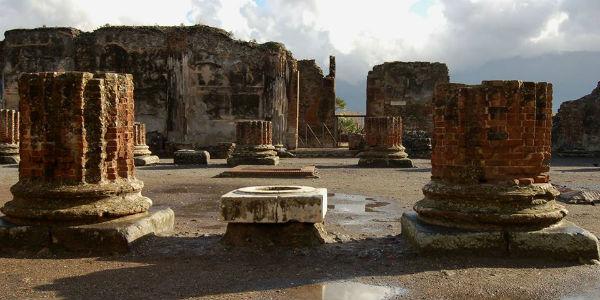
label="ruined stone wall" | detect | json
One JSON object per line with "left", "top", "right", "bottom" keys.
{"left": 1, "top": 26, "right": 298, "bottom": 154}
{"left": 366, "top": 61, "right": 449, "bottom": 134}
{"left": 432, "top": 81, "right": 552, "bottom": 184}
{"left": 552, "top": 82, "right": 600, "bottom": 157}
{"left": 297, "top": 57, "right": 336, "bottom": 146}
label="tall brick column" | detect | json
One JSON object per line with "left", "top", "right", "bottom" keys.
{"left": 358, "top": 116, "right": 413, "bottom": 167}
{"left": 133, "top": 122, "right": 159, "bottom": 166}
{"left": 227, "top": 120, "right": 279, "bottom": 166}
{"left": 0, "top": 109, "right": 19, "bottom": 164}
{"left": 2, "top": 72, "right": 152, "bottom": 225}
{"left": 401, "top": 81, "right": 599, "bottom": 260}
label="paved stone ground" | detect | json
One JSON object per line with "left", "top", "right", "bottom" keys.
{"left": 1, "top": 157, "right": 600, "bottom": 299}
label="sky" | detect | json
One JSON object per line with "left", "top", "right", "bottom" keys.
{"left": 1, "top": 0, "right": 600, "bottom": 112}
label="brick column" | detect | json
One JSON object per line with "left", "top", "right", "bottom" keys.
{"left": 227, "top": 120, "right": 279, "bottom": 166}
{"left": 1, "top": 72, "right": 152, "bottom": 225}
{"left": 132, "top": 122, "right": 159, "bottom": 166}
{"left": 358, "top": 116, "right": 413, "bottom": 167}
{"left": 0, "top": 109, "right": 20, "bottom": 164}
{"left": 414, "top": 80, "right": 564, "bottom": 229}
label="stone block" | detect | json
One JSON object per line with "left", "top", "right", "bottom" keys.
{"left": 221, "top": 186, "right": 327, "bottom": 223}
{"left": 401, "top": 211, "right": 600, "bottom": 261}
{"left": 134, "top": 155, "right": 160, "bottom": 166}
{"left": 173, "top": 150, "right": 209, "bottom": 165}
{"left": 0, "top": 207, "right": 174, "bottom": 254}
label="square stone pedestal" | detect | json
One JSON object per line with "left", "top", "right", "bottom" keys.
{"left": 401, "top": 211, "right": 600, "bottom": 261}
{"left": 0, "top": 207, "right": 174, "bottom": 255}
{"left": 134, "top": 155, "right": 160, "bottom": 166}
{"left": 221, "top": 186, "right": 329, "bottom": 246}
{"left": 174, "top": 150, "right": 209, "bottom": 165}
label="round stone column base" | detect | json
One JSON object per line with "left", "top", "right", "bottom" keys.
{"left": 227, "top": 145, "right": 279, "bottom": 166}
{"left": 414, "top": 180, "right": 567, "bottom": 231}
{"left": 133, "top": 145, "right": 153, "bottom": 157}
{"left": 222, "top": 222, "right": 331, "bottom": 247}
{"left": 1, "top": 179, "right": 152, "bottom": 226}
{"left": 358, "top": 149, "right": 413, "bottom": 168}
{"left": 134, "top": 155, "right": 160, "bottom": 166}
{"left": 0, "top": 143, "right": 19, "bottom": 164}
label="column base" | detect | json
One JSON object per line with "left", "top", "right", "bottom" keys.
{"left": 222, "top": 222, "right": 330, "bottom": 247}
{"left": 173, "top": 150, "right": 209, "bottom": 165}
{"left": 0, "top": 206, "right": 174, "bottom": 255}
{"left": 227, "top": 155, "right": 279, "bottom": 166}
{"left": 0, "top": 155, "right": 19, "bottom": 164}
{"left": 401, "top": 211, "right": 600, "bottom": 261}
{"left": 358, "top": 157, "right": 414, "bottom": 168}
{"left": 134, "top": 155, "right": 160, "bottom": 166}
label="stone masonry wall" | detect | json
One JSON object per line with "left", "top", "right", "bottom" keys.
{"left": 1, "top": 26, "right": 298, "bottom": 153}
{"left": 367, "top": 61, "right": 449, "bottom": 134}
{"left": 552, "top": 82, "right": 600, "bottom": 156}
{"left": 431, "top": 81, "right": 552, "bottom": 184}
{"left": 18, "top": 72, "right": 135, "bottom": 183}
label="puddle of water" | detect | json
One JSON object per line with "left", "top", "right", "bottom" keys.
{"left": 328, "top": 193, "right": 389, "bottom": 214}
{"left": 289, "top": 281, "right": 407, "bottom": 300}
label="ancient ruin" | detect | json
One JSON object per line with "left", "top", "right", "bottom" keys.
{"left": 366, "top": 62, "right": 448, "bottom": 156}
{"left": 298, "top": 57, "right": 336, "bottom": 147}
{"left": 401, "top": 80, "right": 600, "bottom": 260}
{"left": 133, "top": 122, "right": 160, "bottom": 166}
{"left": 0, "top": 72, "right": 173, "bottom": 253}
{"left": 552, "top": 82, "right": 600, "bottom": 157}
{"left": 0, "top": 109, "right": 19, "bottom": 164}
{"left": 218, "top": 165, "right": 317, "bottom": 178}
{"left": 221, "top": 185, "right": 328, "bottom": 246}
{"left": 227, "top": 120, "right": 279, "bottom": 166}
{"left": 358, "top": 116, "right": 413, "bottom": 167}
{"left": 0, "top": 26, "right": 299, "bottom": 153}
{"left": 173, "top": 149, "right": 210, "bottom": 165}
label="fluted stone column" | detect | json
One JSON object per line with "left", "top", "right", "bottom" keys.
{"left": 0, "top": 72, "right": 173, "bottom": 253}
{"left": 0, "top": 109, "right": 19, "bottom": 164}
{"left": 133, "top": 122, "right": 159, "bottom": 166}
{"left": 227, "top": 120, "right": 279, "bottom": 166}
{"left": 401, "top": 80, "right": 599, "bottom": 260}
{"left": 358, "top": 116, "right": 413, "bottom": 167}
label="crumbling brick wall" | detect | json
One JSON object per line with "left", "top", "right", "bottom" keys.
{"left": 1, "top": 26, "right": 298, "bottom": 154}
{"left": 431, "top": 81, "right": 552, "bottom": 184}
{"left": 298, "top": 56, "right": 336, "bottom": 147}
{"left": 552, "top": 82, "right": 600, "bottom": 157}
{"left": 366, "top": 61, "right": 449, "bottom": 134}
{"left": 18, "top": 72, "right": 135, "bottom": 182}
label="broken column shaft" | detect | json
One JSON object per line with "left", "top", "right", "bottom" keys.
{"left": 227, "top": 120, "right": 279, "bottom": 166}
{"left": 401, "top": 80, "right": 599, "bottom": 260}
{"left": 0, "top": 109, "right": 19, "bottom": 164}
{"left": 133, "top": 122, "right": 159, "bottom": 166}
{"left": 358, "top": 116, "right": 413, "bottom": 167}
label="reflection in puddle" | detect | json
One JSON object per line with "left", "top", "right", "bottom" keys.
{"left": 562, "top": 285, "right": 600, "bottom": 300}
{"left": 290, "top": 281, "right": 407, "bottom": 300}
{"left": 328, "top": 193, "right": 389, "bottom": 213}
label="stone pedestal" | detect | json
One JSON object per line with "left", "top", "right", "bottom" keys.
{"left": 173, "top": 150, "right": 209, "bottom": 165}
{"left": 0, "top": 109, "right": 19, "bottom": 164}
{"left": 227, "top": 120, "right": 279, "bottom": 166}
{"left": 358, "top": 116, "right": 413, "bottom": 167}
{"left": 221, "top": 186, "right": 329, "bottom": 246}
{"left": 133, "top": 122, "right": 159, "bottom": 166}
{"left": 0, "top": 72, "right": 173, "bottom": 253}
{"left": 402, "top": 80, "right": 599, "bottom": 261}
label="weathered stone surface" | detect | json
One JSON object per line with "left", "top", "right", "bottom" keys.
{"left": 553, "top": 82, "right": 600, "bottom": 157}
{"left": 347, "top": 133, "right": 366, "bottom": 150}
{"left": 173, "top": 150, "right": 209, "bottom": 165}
{"left": 0, "top": 26, "right": 299, "bottom": 152}
{"left": 403, "top": 130, "right": 432, "bottom": 158}
{"left": 0, "top": 207, "right": 174, "bottom": 254}
{"left": 0, "top": 109, "right": 19, "bottom": 164}
{"left": 203, "top": 142, "right": 235, "bottom": 159}
{"left": 221, "top": 186, "right": 327, "bottom": 223}
{"left": 401, "top": 211, "right": 600, "bottom": 260}
{"left": 366, "top": 61, "right": 449, "bottom": 136}
{"left": 558, "top": 190, "right": 600, "bottom": 205}
{"left": 1, "top": 72, "right": 152, "bottom": 225}
{"left": 298, "top": 58, "right": 336, "bottom": 147}
{"left": 222, "top": 222, "right": 330, "bottom": 247}
{"left": 133, "top": 122, "right": 159, "bottom": 166}
{"left": 227, "top": 120, "right": 279, "bottom": 166}
{"left": 358, "top": 116, "right": 413, "bottom": 168}
{"left": 218, "top": 165, "right": 317, "bottom": 178}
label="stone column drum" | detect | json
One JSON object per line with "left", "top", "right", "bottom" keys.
{"left": 358, "top": 116, "right": 413, "bottom": 167}
{"left": 133, "top": 122, "right": 160, "bottom": 166}
{"left": 0, "top": 72, "right": 173, "bottom": 253}
{"left": 0, "top": 109, "right": 19, "bottom": 164}
{"left": 227, "top": 120, "right": 279, "bottom": 166}
{"left": 401, "top": 80, "right": 600, "bottom": 260}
